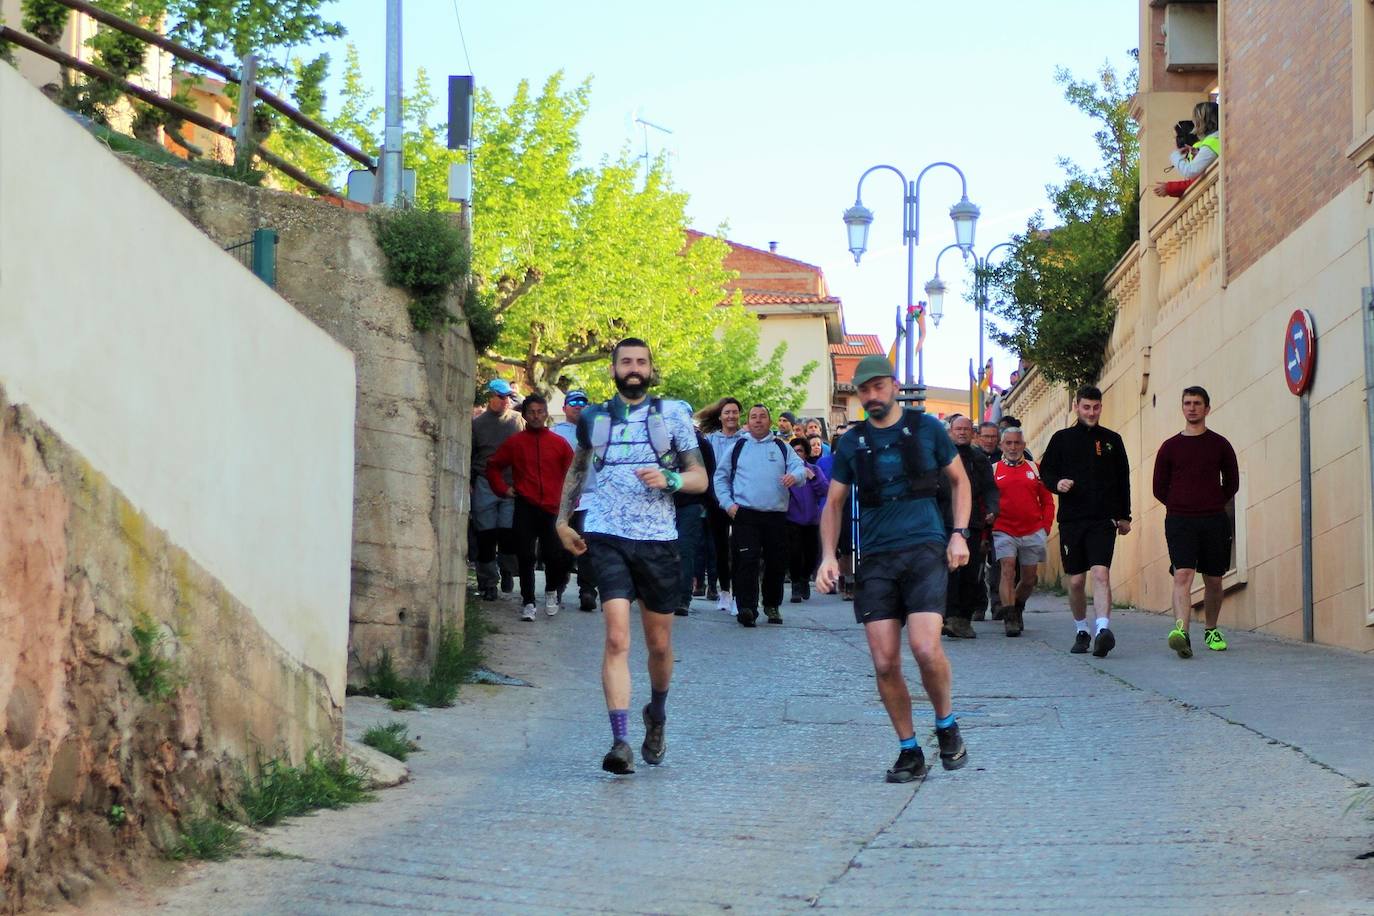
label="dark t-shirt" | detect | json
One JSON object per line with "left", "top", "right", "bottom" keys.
{"left": 1152, "top": 429, "right": 1239, "bottom": 517}
{"left": 830, "top": 409, "right": 957, "bottom": 554}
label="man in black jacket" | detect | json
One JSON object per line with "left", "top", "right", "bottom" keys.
{"left": 939, "top": 416, "right": 1000, "bottom": 638}
{"left": 1038, "top": 386, "right": 1131, "bottom": 658}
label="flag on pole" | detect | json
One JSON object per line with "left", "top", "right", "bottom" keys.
{"left": 977, "top": 357, "right": 993, "bottom": 394}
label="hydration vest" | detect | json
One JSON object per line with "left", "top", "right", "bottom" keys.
{"left": 586, "top": 397, "right": 677, "bottom": 472}
{"left": 852, "top": 410, "right": 939, "bottom": 508}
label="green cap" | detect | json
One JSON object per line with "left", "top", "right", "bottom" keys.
{"left": 852, "top": 354, "right": 896, "bottom": 387}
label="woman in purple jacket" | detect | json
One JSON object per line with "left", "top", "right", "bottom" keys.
{"left": 786, "top": 437, "right": 830, "bottom": 603}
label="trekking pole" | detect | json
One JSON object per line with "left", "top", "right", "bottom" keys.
{"left": 850, "top": 483, "right": 861, "bottom": 566}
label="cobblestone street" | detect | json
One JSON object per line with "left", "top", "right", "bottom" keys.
{"left": 100, "top": 588, "right": 1374, "bottom": 914}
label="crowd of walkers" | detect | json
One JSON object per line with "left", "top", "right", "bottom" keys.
{"left": 472, "top": 338, "right": 1239, "bottom": 779}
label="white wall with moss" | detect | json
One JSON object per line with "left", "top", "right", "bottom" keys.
{"left": 0, "top": 66, "right": 356, "bottom": 702}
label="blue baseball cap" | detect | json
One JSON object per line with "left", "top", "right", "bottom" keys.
{"left": 487, "top": 379, "right": 513, "bottom": 396}
{"left": 564, "top": 389, "right": 589, "bottom": 407}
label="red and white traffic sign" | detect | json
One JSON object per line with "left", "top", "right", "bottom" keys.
{"left": 1283, "top": 309, "right": 1316, "bottom": 396}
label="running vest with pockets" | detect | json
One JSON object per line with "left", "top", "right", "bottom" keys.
{"left": 853, "top": 412, "right": 939, "bottom": 508}
{"left": 727, "top": 436, "right": 790, "bottom": 486}
{"left": 587, "top": 397, "right": 677, "bottom": 472}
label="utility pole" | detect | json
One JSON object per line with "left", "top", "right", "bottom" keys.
{"left": 381, "top": 0, "right": 403, "bottom": 205}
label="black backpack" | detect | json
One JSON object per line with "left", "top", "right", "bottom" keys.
{"left": 727, "top": 435, "right": 791, "bottom": 486}
{"left": 851, "top": 411, "right": 939, "bottom": 508}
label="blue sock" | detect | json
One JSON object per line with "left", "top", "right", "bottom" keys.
{"left": 899, "top": 735, "right": 918, "bottom": 751}
{"left": 609, "top": 709, "right": 629, "bottom": 742}
{"left": 648, "top": 688, "right": 668, "bottom": 723}
{"left": 935, "top": 713, "right": 957, "bottom": 729}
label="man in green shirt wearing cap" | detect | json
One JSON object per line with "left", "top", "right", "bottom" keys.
{"left": 816, "top": 355, "right": 972, "bottom": 783}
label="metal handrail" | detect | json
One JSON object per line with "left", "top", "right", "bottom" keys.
{"left": 26, "top": 0, "right": 376, "bottom": 172}
{"left": 1, "top": 25, "right": 336, "bottom": 197}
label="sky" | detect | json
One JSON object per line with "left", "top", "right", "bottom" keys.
{"left": 307, "top": 0, "right": 1138, "bottom": 391}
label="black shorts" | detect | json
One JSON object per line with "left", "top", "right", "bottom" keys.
{"left": 1165, "top": 513, "right": 1232, "bottom": 578}
{"left": 853, "top": 541, "right": 947, "bottom": 625}
{"left": 1058, "top": 519, "right": 1117, "bottom": 575}
{"left": 586, "top": 534, "right": 680, "bottom": 614}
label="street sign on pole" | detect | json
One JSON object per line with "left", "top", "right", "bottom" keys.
{"left": 1284, "top": 308, "right": 1317, "bottom": 642}
{"left": 1284, "top": 308, "right": 1316, "bottom": 396}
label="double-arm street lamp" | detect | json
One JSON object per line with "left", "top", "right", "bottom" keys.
{"left": 924, "top": 239, "right": 1015, "bottom": 421}
{"left": 842, "top": 162, "right": 979, "bottom": 410}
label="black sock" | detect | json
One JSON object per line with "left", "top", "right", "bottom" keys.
{"left": 648, "top": 688, "right": 668, "bottom": 722}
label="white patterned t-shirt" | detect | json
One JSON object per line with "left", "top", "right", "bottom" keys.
{"left": 576, "top": 397, "right": 697, "bottom": 542}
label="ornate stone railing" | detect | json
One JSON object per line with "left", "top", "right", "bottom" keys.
{"left": 1002, "top": 365, "right": 1071, "bottom": 460}
{"left": 1150, "top": 166, "right": 1220, "bottom": 323}
{"left": 1100, "top": 241, "right": 1142, "bottom": 381}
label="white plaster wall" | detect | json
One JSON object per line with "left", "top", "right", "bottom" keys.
{"left": 0, "top": 68, "right": 355, "bottom": 702}
{"left": 755, "top": 314, "right": 832, "bottom": 418}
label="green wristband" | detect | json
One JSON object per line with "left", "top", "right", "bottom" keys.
{"left": 663, "top": 469, "right": 683, "bottom": 493}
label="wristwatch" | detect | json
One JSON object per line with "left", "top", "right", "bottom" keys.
{"left": 951, "top": 527, "right": 972, "bottom": 539}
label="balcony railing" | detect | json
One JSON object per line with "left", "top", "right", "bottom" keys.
{"left": 1100, "top": 240, "right": 1142, "bottom": 383}
{"left": 1150, "top": 166, "right": 1221, "bottom": 323}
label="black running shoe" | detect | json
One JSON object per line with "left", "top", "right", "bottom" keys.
{"left": 706, "top": 585, "right": 719, "bottom": 601}
{"left": 480, "top": 586, "right": 498, "bottom": 601}
{"left": 764, "top": 606, "right": 783, "bottom": 624}
{"left": 674, "top": 606, "right": 689, "bottom": 617}
{"left": 885, "top": 747, "right": 928, "bottom": 783}
{"left": 641, "top": 705, "right": 666, "bottom": 765}
{"left": 1071, "top": 631, "right": 1091, "bottom": 654}
{"left": 601, "top": 740, "right": 635, "bottom": 774}
{"left": 738, "top": 608, "right": 758, "bottom": 627}
{"left": 1092, "top": 627, "right": 1116, "bottom": 658}
{"left": 579, "top": 589, "right": 597, "bottom": 612}
{"left": 936, "top": 722, "right": 968, "bottom": 770}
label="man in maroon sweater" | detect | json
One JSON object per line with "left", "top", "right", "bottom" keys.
{"left": 1152, "top": 386, "right": 1239, "bottom": 657}
{"left": 488, "top": 394, "right": 575, "bottom": 621}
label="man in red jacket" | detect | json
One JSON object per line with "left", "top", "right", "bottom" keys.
{"left": 992, "top": 427, "right": 1056, "bottom": 637}
{"left": 487, "top": 394, "right": 575, "bottom": 621}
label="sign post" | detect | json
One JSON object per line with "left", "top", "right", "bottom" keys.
{"left": 1284, "top": 308, "right": 1317, "bottom": 642}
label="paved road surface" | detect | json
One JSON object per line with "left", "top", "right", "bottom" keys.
{"left": 93, "top": 587, "right": 1374, "bottom": 914}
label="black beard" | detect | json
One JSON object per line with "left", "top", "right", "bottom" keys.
{"left": 615, "top": 373, "right": 648, "bottom": 398}
{"left": 865, "top": 400, "right": 893, "bottom": 420}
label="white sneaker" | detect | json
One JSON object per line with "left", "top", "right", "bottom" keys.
{"left": 544, "top": 591, "right": 561, "bottom": 616}
{"left": 521, "top": 603, "right": 537, "bottom": 621}
{"left": 718, "top": 589, "right": 732, "bottom": 612}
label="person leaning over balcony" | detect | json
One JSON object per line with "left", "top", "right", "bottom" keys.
{"left": 1153, "top": 100, "right": 1220, "bottom": 198}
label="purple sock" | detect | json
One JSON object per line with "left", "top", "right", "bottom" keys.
{"left": 609, "top": 709, "right": 629, "bottom": 742}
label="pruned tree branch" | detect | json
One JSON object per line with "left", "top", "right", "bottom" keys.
{"left": 493, "top": 266, "right": 544, "bottom": 315}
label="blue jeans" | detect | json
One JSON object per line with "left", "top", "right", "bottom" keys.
{"left": 675, "top": 503, "right": 706, "bottom": 611}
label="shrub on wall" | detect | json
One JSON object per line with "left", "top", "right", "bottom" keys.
{"left": 369, "top": 205, "right": 471, "bottom": 333}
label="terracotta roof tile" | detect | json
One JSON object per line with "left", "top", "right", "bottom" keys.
{"left": 740, "top": 292, "right": 841, "bottom": 306}
{"left": 829, "top": 333, "right": 885, "bottom": 356}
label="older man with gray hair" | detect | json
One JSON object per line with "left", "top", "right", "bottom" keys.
{"left": 991, "top": 426, "right": 1056, "bottom": 636}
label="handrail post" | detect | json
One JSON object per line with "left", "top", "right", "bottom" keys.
{"left": 251, "top": 229, "right": 278, "bottom": 288}
{"left": 233, "top": 53, "right": 257, "bottom": 170}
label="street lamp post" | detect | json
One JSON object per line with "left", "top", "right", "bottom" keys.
{"left": 843, "top": 163, "right": 979, "bottom": 411}
{"left": 925, "top": 240, "right": 1015, "bottom": 420}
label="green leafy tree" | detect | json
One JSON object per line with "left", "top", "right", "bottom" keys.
{"left": 986, "top": 56, "right": 1140, "bottom": 390}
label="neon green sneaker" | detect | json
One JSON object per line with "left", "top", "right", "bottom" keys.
{"left": 1204, "top": 628, "right": 1228, "bottom": 651}
{"left": 1167, "top": 620, "right": 1193, "bottom": 658}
